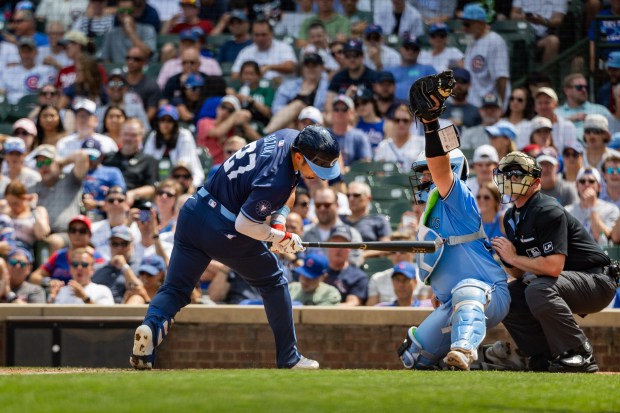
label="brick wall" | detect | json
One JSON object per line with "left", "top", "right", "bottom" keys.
{"left": 1, "top": 305, "right": 619, "bottom": 371}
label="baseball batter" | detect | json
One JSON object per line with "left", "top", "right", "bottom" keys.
{"left": 397, "top": 71, "right": 510, "bottom": 370}
{"left": 130, "top": 126, "right": 340, "bottom": 370}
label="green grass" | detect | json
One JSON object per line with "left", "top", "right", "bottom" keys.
{"left": 2, "top": 369, "right": 619, "bottom": 413}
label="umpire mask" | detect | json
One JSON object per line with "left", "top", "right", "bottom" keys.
{"left": 493, "top": 151, "right": 541, "bottom": 204}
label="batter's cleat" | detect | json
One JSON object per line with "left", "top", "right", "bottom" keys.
{"left": 130, "top": 325, "right": 155, "bottom": 370}
{"left": 291, "top": 356, "right": 320, "bottom": 370}
{"left": 444, "top": 348, "right": 477, "bottom": 371}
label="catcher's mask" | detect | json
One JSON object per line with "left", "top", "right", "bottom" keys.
{"left": 409, "top": 149, "right": 469, "bottom": 204}
{"left": 493, "top": 151, "right": 541, "bottom": 204}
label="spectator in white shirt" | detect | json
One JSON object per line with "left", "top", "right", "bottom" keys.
{"left": 362, "top": 24, "right": 401, "bottom": 71}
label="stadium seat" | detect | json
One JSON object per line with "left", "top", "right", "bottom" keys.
{"left": 103, "top": 62, "right": 125, "bottom": 74}
{"left": 157, "top": 34, "right": 179, "bottom": 50}
{"left": 144, "top": 62, "right": 163, "bottom": 78}
{"left": 220, "top": 61, "right": 234, "bottom": 77}
{"left": 372, "top": 174, "right": 411, "bottom": 188}
{"left": 362, "top": 257, "right": 393, "bottom": 277}
{"left": 342, "top": 173, "right": 374, "bottom": 186}
{"left": 604, "top": 245, "right": 620, "bottom": 260}
{"left": 206, "top": 34, "right": 233, "bottom": 49}
{"left": 197, "top": 146, "right": 213, "bottom": 175}
{"left": 348, "top": 160, "right": 401, "bottom": 176}
{"left": 0, "top": 122, "right": 14, "bottom": 135}
{"left": 385, "top": 201, "right": 412, "bottom": 229}
{"left": 371, "top": 185, "right": 412, "bottom": 202}
{"left": 7, "top": 94, "right": 38, "bottom": 121}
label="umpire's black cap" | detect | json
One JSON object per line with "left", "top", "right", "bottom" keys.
{"left": 293, "top": 125, "right": 341, "bottom": 180}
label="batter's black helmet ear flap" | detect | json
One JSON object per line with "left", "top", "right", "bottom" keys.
{"left": 293, "top": 125, "right": 341, "bottom": 180}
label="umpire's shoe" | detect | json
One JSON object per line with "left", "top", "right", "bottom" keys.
{"left": 291, "top": 356, "right": 319, "bottom": 370}
{"left": 548, "top": 341, "right": 599, "bottom": 373}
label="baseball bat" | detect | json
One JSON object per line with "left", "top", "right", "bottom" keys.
{"left": 301, "top": 240, "right": 440, "bottom": 253}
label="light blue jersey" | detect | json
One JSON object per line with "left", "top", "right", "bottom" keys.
{"left": 424, "top": 176, "right": 507, "bottom": 303}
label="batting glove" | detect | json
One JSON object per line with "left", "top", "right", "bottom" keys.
{"left": 272, "top": 232, "right": 305, "bottom": 254}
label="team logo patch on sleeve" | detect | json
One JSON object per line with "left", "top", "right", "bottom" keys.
{"left": 255, "top": 200, "right": 272, "bottom": 216}
{"left": 526, "top": 247, "right": 541, "bottom": 258}
{"left": 543, "top": 242, "right": 553, "bottom": 253}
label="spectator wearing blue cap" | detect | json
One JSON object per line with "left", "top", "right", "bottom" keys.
{"left": 461, "top": 93, "right": 504, "bottom": 150}
{"left": 95, "top": 69, "right": 150, "bottom": 135}
{"left": 562, "top": 141, "right": 584, "bottom": 183}
{"left": 385, "top": 34, "right": 436, "bottom": 101}
{"left": 123, "top": 254, "right": 167, "bottom": 304}
{"left": 510, "top": 1, "right": 566, "bottom": 65}
{"left": 376, "top": 261, "right": 427, "bottom": 307}
{"left": 157, "top": 29, "right": 223, "bottom": 90}
{"left": 162, "top": 0, "right": 213, "bottom": 35}
{"left": 587, "top": 0, "right": 620, "bottom": 73}
{"left": 418, "top": 22, "right": 464, "bottom": 72}
{"left": 216, "top": 10, "right": 252, "bottom": 64}
{"left": 461, "top": 3, "right": 510, "bottom": 109}
{"left": 3, "top": 247, "right": 45, "bottom": 304}
{"left": 372, "top": 71, "right": 404, "bottom": 119}
{"left": 601, "top": 152, "right": 620, "bottom": 211}
{"left": 297, "top": 0, "right": 351, "bottom": 49}
{"left": 325, "top": 38, "right": 378, "bottom": 120}
{"left": 362, "top": 24, "right": 401, "bottom": 71}
{"left": 440, "top": 67, "right": 481, "bottom": 131}
{"left": 537, "top": 146, "right": 578, "bottom": 208}
{"left": 298, "top": 22, "right": 340, "bottom": 74}
{"left": 288, "top": 254, "right": 341, "bottom": 306}
{"left": 597, "top": 52, "right": 620, "bottom": 113}
{"left": 100, "top": 0, "right": 157, "bottom": 64}
{"left": 485, "top": 120, "right": 518, "bottom": 159}
{"left": 143, "top": 104, "right": 204, "bottom": 188}
{"left": 2, "top": 136, "right": 41, "bottom": 189}
{"left": 172, "top": 72, "right": 207, "bottom": 123}
{"left": 373, "top": 0, "right": 424, "bottom": 38}
{"left": 232, "top": 19, "right": 298, "bottom": 82}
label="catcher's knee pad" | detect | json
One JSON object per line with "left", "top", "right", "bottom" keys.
{"left": 397, "top": 327, "right": 441, "bottom": 369}
{"left": 450, "top": 279, "right": 491, "bottom": 352}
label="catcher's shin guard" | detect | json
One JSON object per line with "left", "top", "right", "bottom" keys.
{"left": 397, "top": 327, "right": 440, "bottom": 369}
{"left": 449, "top": 279, "right": 490, "bottom": 355}
{"left": 130, "top": 316, "right": 174, "bottom": 370}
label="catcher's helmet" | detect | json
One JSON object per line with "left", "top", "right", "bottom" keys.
{"left": 493, "top": 151, "right": 541, "bottom": 203}
{"left": 293, "top": 125, "right": 341, "bottom": 180}
{"left": 409, "top": 149, "right": 469, "bottom": 204}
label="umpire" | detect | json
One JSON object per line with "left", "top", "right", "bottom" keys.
{"left": 491, "top": 151, "right": 618, "bottom": 373}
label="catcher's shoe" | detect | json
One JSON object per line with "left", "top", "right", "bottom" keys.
{"left": 130, "top": 325, "right": 155, "bottom": 370}
{"left": 444, "top": 348, "right": 477, "bottom": 371}
{"left": 291, "top": 356, "right": 319, "bottom": 370}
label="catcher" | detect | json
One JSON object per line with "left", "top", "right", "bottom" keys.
{"left": 397, "top": 70, "right": 511, "bottom": 370}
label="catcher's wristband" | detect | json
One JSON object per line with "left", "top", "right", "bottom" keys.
{"left": 424, "top": 120, "right": 461, "bottom": 158}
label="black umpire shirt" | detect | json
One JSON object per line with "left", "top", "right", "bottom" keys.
{"left": 503, "top": 191, "right": 610, "bottom": 272}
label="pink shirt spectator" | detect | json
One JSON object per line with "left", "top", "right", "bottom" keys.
{"left": 157, "top": 56, "right": 222, "bottom": 89}
{"left": 196, "top": 117, "right": 235, "bottom": 164}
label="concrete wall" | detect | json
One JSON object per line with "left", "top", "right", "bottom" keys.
{"left": 1, "top": 305, "right": 619, "bottom": 371}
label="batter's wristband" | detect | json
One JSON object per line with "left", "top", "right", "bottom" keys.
{"left": 271, "top": 205, "right": 290, "bottom": 228}
{"left": 423, "top": 119, "right": 445, "bottom": 158}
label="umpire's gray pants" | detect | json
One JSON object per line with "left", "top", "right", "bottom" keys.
{"left": 502, "top": 271, "right": 616, "bottom": 359}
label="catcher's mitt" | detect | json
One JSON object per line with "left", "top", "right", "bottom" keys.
{"left": 408, "top": 70, "right": 455, "bottom": 122}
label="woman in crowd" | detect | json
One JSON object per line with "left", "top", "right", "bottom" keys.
{"left": 502, "top": 86, "right": 534, "bottom": 149}
{"left": 374, "top": 104, "right": 424, "bottom": 172}
{"left": 5, "top": 181, "right": 50, "bottom": 255}
{"left": 143, "top": 105, "right": 204, "bottom": 188}
{"left": 225, "top": 61, "right": 274, "bottom": 133}
{"left": 101, "top": 105, "right": 127, "bottom": 147}
{"left": 35, "top": 105, "right": 67, "bottom": 148}
{"left": 172, "top": 73, "right": 208, "bottom": 124}
{"left": 123, "top": 255, "right": 167, "bottom": 305}
{"left": 154, "top": 179, "right": 182, "bottom": 236}
{"left": 529, "top": 116, "right": 559, "bottom": 152}
{"left": 29, "top": 84, "right": 75, "bottom": 132}
{"left": 562, "top": 141, "right": 585, "bottom": 182}
{"left": 354, "top": 87, "right": 385, "bottom": 153}
{"left": 60, "top": 55, "right": 106, "bottom": 107}
{"left": 475, "top": 182, "right": 505, "bottom": 242}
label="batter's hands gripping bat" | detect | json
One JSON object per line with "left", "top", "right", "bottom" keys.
{"left": 301, "top": 240, "right": 440, "bottom": 253}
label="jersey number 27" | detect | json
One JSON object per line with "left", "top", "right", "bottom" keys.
{"left": 223, "top": 141, "right": 258, "bottom": 180}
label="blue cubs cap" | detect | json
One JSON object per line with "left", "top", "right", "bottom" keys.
{"left": 392, "top": 261, "right": 417, "bottom": 280}
{"left": 328, "top": 225, "right": 353, "bottom": 242}
{"left": 8, "top": 247, "right": 33, "bottom": 264}
{"left": 481, "top": 93, "right": 501, "bottom": 108}
{"left": 4, "top": 137, "right": 26, "bottom": 154}
{"left": 82, "top": 137, "right": 102, "bottom": 159}
{"left": 344, "top": 39, "right": 363, "bottom": 53}
{"left": 229, "top": 10, "right": 248, "bottom": 22}
{"left": 158, "top": 104, "right": 179, "bottom": 121}
{"left": 402, "top": 32, "right": 420, "bottom": 48}
{"left": 452, "top": 67, "right": 471, "bottom": 83}
{"left": 179, "top": 29, "right": 199, "bottom": 42}
{"left": 485, "top": 120, "right": 517, "bottom": 140}
{"left": 110, "top": 225, "right": 132, "bottom": 242}
{"left": 294, "top": 125, "right": 341, "bottom": 180}
{"left": 139, "top": 255, "right": 166, "bottom": 276}
{"left": 376, "top": 71, "right": 395, "bottom": 83}
{"left": 429, "top": 22, "right": 449, "bottom": 34}
{"left": 462, "top": 3, "right": 488, "bottom": 22}
{"left": 185, "top": 73, "right": 205, "bottom": 87}
{"left": 364, "top": 24, "right": 383, "bottom": 37}
{"left": 295, "top": 253, "right": 328, "bottom": 279}
{"left": 608, "top": 51, "right": 620, "bottom": 69}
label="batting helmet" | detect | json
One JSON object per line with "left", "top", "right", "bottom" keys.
{"left": 293, "top": 125, "right": 341, "bottom": 180}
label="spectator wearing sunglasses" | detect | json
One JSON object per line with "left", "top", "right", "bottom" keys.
{"left": 80, "top": 138, "right": 127, "bottom": 222}
{"left": 153, "top": 179, "right": 181, "bottom": 236}
{"left": 475, "top": 182, "right": 505, "bottom": 243}
{"left": 92, "top": 225, "right": 141, "bottom": 303}
{"left": 561, "top": 141, "right": 584, "bottom": 183}
{"left": 537, "top": 147, "right": 578, "bottom": 207}
{"left": 385, "top": 34, "right": 436, "bottom": 102}
{"left": 90, "top": 186, "right": 135, "bottom": 261}
{"left": 373, "top": 0, "right": 424, "bottom": 38}
{"left": 362, "top": 24, "right": 401, "bottom": 72}
{"left": 143, "top": 105, "right": 204, "bottom": 187}
{"left": 582, "top": 114, "right": 620, "bottom": 171}
{"left": 533, "top": 86, "right": 576, "bottom": 151}
{"left": 2, "top": 137, "right": 41, "bottom": 189}
{"left": 95, "top": 69, "right": 149, "bottom": 134}
{"left": 172, "top": 73, "right": 208, "bottom": 123}
{"left": 205, "top": 135, "right": 246, "bottom": 185}
{"left": 418, "top": 23, "right": 463, "bottom": 72}
{"left": 124, "top": 46, "right": 162, "bottom": 124}
{"left": 3, "top": 247, "right": 45, "bottom": 304}
{"left": 30, "top": 215, "right": 105, "bottom": 287}
{"left": 122, "top": 254, "right": 166, "bottom": 304}
{"left": 556, "top": 74, "right": 613, "bottom": 141}
{"left": 170, "top": 162, "right": 196, "bottom": 195}
{"left": 440, "top": 68, "right": 481, "bottom": 132}
{"left": 71, "top": 0, "right": 115, "bottom": 38}
{"left": 566, "top": 167, "right": 620, "bottom": 245}
{"left": 50, "top": 247, "right": 114, "bottom": 305}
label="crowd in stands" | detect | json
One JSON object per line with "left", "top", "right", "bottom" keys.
{"left": 1, "top": 0, "right": 620, "bottom": 308}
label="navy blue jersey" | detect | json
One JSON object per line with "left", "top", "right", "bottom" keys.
{"left": 207, "top": 129, "right": 300, "bottom": 223}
